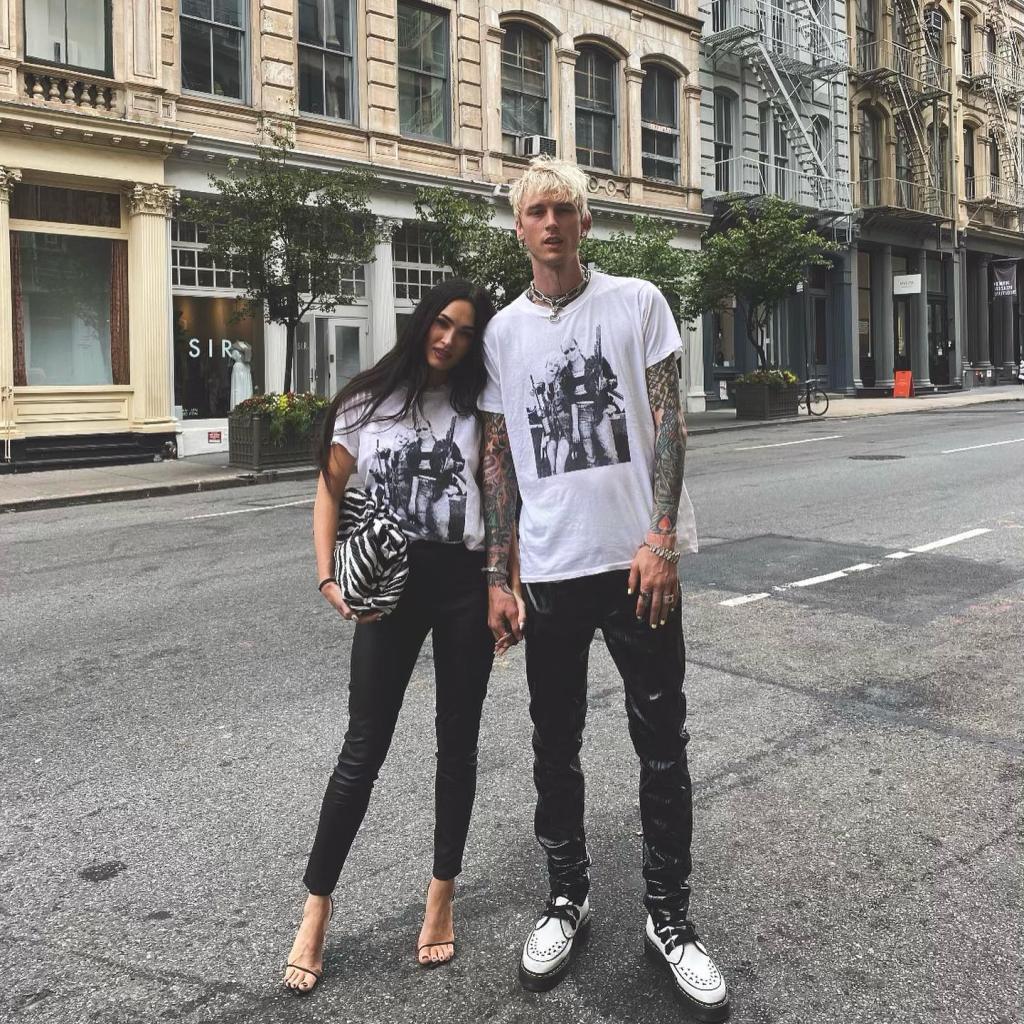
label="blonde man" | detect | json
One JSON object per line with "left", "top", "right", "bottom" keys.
{"left": 480, "top": 157, "right": 728, "bottom": 1019}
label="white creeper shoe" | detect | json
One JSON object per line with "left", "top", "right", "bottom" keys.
{"left": 644, "top": 915, "right": 730, "bottom": 1021}
{"left": 519, "top": 895, "right": 591, "bottom": 992}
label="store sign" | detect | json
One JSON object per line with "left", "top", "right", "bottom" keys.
{"left": 893, "top": 274, "right": 922, "bottom": 295}
{"left": 207, "top": 431, "right": 222, "bottom": 444}
{"left": 187, "top": 338, "right": 236, "bottom": 359}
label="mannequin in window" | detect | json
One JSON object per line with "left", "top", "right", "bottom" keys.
{"left": 228, "top": 340, "right": 253, "bottom": 410}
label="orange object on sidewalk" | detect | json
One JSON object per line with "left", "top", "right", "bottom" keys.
{"left": 893, "top": 370, "right": 913, "bottom": 398}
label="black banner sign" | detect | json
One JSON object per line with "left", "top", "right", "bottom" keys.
{"left": 992, "top": 261, "right": 1017, "bottom": 300}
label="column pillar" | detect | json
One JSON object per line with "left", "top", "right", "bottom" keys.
{"left": 684, "top": 315, "right": 706, "bottom": 414}
{"left": 369, "top": 218, "right": 400, "bottom": 363}
{"left": 624, "top": 66, "right": 645, "bottom": 185}
{"left": 684, "top": 86, "right": 702, "bottom": 197}
{"left": 0, "top": 167, "right": 22, "bottom": 452}
{"left": 976, "top": 256, "right": 992, "bottom": 367}
{"left": 951, "top": 246, "right": 964, "bottom": 384}
{"left": 837, "top": 245, "right": 857, "bottom": 393}
{"left": 128, "top": 184, "right": 177, "bottom": 430}
{"left": 555, "top": 47, "right": 579, "bottom": 164}
{"left": 482, "top": 24, "right": 505, "bottom": 178}
{"left": 913, "top": 251, "right": 931, "bottom": 390}
{"left": 875, "top": 244, "right": 895, "bottom": 389}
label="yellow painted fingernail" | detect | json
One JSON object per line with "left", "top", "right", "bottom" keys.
{"left": 627, "top": 588, "right": 633, "bottom": 595}
{"left": 660, "top": 619, "right": 666, "bottom": 626}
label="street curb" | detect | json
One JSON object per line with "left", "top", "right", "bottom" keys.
{"left": 0, "top": 465, "right": 319, "bottom": 514}
{"left": 688, "top": 393, "right": 1024, "bottom": 435}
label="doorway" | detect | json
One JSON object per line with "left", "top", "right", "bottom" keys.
{"left": 295, "top": 317, "right": 368, "bottom": 397}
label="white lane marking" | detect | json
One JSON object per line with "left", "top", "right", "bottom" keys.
{"left": 719, "top": 593, "right": 771, "bottom": 607}
{"left": 909, "top": 528, "right": 992, "bottom": 553}
{"left": 789, "top": 570, "right": 849, "bottom": 588}
{"left": 185, "top": 498, "right": 314, "bottom": 521}
{"left": 735, "top": 434, "right": 842, "bottom": 452}
{"left": 885, "top": 552, "right": 913, "bottom": 559}
{"left": 842, "top": 563, "right": 878, "bottom": 572}
{"left": 941, "top": 437, "right": 1024, "bottom": 454}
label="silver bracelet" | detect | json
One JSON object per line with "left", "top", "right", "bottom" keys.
{"left": 644, "top": 541, "right": 680, "bottom": 564}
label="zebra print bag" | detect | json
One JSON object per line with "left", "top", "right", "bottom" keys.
{"left": 333, "top": 488, "right": 410, "bottom": 616}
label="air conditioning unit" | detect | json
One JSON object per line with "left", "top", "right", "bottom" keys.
{"left": 517, "top": 135, "right": 557, "bottom": 158}
{"left": 924, "top": 8, "right": 943, "bottom": 33}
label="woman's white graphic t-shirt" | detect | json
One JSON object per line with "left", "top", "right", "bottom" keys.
{"left": 332, "top": 388, "right": 484, "bottom": 551}
{"left": 480, "top": 272, "right": 698, "bottom": 582}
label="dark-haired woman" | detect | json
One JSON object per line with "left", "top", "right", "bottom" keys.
{"left": 283, "top": 279, "right": 524, "bottom": 995}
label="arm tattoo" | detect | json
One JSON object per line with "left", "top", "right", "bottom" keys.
{"left": 482, "top": 412, "right": 518, "bottom": 586}
{"left": 645, "top": 355, "right": 687, "bottom": 538}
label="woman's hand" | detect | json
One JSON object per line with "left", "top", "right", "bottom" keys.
{"left": 494, "top": 584, "right": 527, "bottom": 656}
{"left": 321, "top": 582, "right": 382, "bottom": 624}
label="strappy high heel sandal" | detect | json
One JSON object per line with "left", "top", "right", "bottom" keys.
{"left": 416, "top": 889, "right": 456, "bottom": 968}
{"left": 284, "top": 895, "right": 334, "bottom": 996}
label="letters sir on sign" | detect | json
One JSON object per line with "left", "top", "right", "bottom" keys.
{"left": 187, "top": 338, "right": 237, "bottom": 358}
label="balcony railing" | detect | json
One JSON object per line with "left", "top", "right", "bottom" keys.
{"left": 702, "top": 0, "right": 850, "bottom": 70}
{"left": 20, "top": 67, "right": 122, "bottom": 115}
{"left": 854, "top": 40, "right": 951, "bottom": 95}
{"left": 857, "top": 177, "right": 953, "bottom": 218}
{"left": 965, "top": 175, "right": 1024, "bottom": 208}
{"left": 713, "top": 156, "right": 852, "bottom": 213}
{"left": 971, "top": 50, "right": 1024, "bottom": 96}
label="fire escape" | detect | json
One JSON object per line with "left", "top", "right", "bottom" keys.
{"left": 701, "top": 0, "right": 853, "bottom": 239}
{"left": 850, "top": 0, "right": 953, "bottom": 223}
{"left": 964, "top": 0, "right": 1024, "bottom": 217}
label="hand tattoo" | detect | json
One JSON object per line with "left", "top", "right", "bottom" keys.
{"left": 482, "top": 412, "right": 518, "bottom": 574}
{"left": 645, "top": 355, "right": 686, "bottom": 538}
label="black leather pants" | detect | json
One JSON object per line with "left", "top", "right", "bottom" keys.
{"left": 524, "top": 570, "right": 693, "bottom": 927}
{"left": 303, "top": 543, "right": 493, "bottom": 895}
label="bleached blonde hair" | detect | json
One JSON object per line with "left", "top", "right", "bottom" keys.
{"left": 508, "top": 156, "right": 591, "bottom": 223}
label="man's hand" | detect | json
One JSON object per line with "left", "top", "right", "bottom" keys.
{"left": 488, "top": 577, "right": 525, "bottom": 649}
{"left": 627, "top": 539, "right": 680, "bottom": 628}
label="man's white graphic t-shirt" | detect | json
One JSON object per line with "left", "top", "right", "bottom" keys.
{"left": 480, "top": 271, "right": 698, "bottom": 582}
{"left": 332, "top": 387, "right": 484, "bottom": 551}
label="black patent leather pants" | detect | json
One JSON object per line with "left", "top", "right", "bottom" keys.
{"left": 524, "top": 570, "right": 693, "bottom": 926}
{"left": 303, "top": 543, "right": 493, "bottom": 895}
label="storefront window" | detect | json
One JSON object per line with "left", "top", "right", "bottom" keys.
{"left": 12, "top": 185, "right": 120, "bottom": 227}
{"left": 12, "top": 232, "right": 123, "bottom": 387}
{"left": 173, "top": 296, "right": 264, "bottom": 419}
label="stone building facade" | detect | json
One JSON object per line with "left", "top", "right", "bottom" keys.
{"left": 0, "top": 0, "right": 710, "bottom": 468}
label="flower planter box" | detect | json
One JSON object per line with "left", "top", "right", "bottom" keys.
{"left": 228, "top": 413, "right": 318, "bottom": 472}
{"left": 734, "top": 382, "right": 800, "bottom": 421}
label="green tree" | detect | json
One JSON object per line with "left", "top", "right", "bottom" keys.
{"left": 581, "top": 217, "right": 692, "bottom": 320}
{"left": 680, "top": 197, "right": 839, "bottom": 371}
{"left": 181, "top": 123, "right": 381, "bottom": 393}
{"left": 414, "top": 187, "right": 531, "bottom": 307}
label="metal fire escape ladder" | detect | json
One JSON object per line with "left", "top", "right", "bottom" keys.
{"left": 984, "top": 0, "right": 1024, "bottom": 199}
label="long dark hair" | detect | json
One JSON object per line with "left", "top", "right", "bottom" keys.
{"left": 317, "top": 278, "right": 496, "bottom": 477}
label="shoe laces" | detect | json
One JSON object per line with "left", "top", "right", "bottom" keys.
{"left": 654, "top": 919, "right": 698, "bottom": 956}
{"left": 539, "top": 897, "right": 581, "bottom": 929}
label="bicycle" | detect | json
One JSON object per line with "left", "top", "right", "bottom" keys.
{"left": 797, "top": 378, "right": 829, "bottom": 417}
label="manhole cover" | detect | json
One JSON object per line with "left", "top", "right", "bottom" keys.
{"left": 848, "top": 455, "right": 906, "bottom": 461}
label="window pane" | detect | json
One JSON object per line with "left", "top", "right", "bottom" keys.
{"left": 299, "top": 46, "right": 326, "bottom": 114}
{"left": 182, "top": 0, "right": 212, "bottom": 17}
{"left": 324, "top": 51, "right": 353, "bottom": 119}
{"left": 325, "top": 0, "right": 353, "bottom": 53}
{"left": 211, "top": 25, "right": 243, "bottom": 99}
{"left": 16, "top": 232, "right": 113, "bottom": 387}
{"left": 298, "top": 0, "right": 323, "bottom": 46}
{"left": 66, "top": 0, "right": 108, "bottom": 70}
{"left": 11, "top": 185, "right": 120, "bottom": 228}
{"left": 398, "top": 4, "right": 447, "bottom": 75}
{"left": 214, "top": 0, "right": 244, "bottom": 28}
{"left": 26, "top": 0, "right": 64, "bottom": 63}
{"left": 642, "top": 67, "right": 676, "bottom": 127}
{"left": 399, "top": 68, "right": 447, "bottom": 139}
{"left": 181, "top": 19, "right": 212, "bottom": 93}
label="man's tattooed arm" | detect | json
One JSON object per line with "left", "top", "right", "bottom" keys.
{"left": 482, "top": 412, "right": 518, "bottom": 585}
{"left": 645, "top": 354, "right": 687, "bottom": 539}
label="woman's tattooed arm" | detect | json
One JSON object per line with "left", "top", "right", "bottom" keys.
{"left": 645, "top": 354, "right": 687, "bottom": 539}
{"left": 482, "top": 412, "right": 518, "bottom": 584}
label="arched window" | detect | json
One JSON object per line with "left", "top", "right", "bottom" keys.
{"left": 964, "top": 124, "right": 976, "bottom": 198}
{"left": 961, "top": 14, "right": 974, "bottom": 76}
{"left": 812, "top": 116, "right": 830, "bottom": 164}
{"left": 713, "top": 89, "right": 736, "bottom": 191}
{"left": 640, "top": 64, "right": 679, "bottom": 183}
{"left": 986, "top": 26, "right": 997, "bottom": 76}
{"left": 856, "top": 0, "right": 878, "bottom": 72}
{"left": 990, "top": 135, "right": 1001, "bottom": 180}
{"left": 758, "top": 103, "right": 790, "bottom": 198}
{"left": 501, "top": 23, "right": 549, "bottom": 156}
{"left": 575, "top": 46, "right": 617, "bottom": 171}
{"left": 859, "top": 107, "right": 881, "bottom": 206}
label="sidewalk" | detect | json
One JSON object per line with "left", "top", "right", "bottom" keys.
{"left": 2, "top": 386, "right": 1021, "bottom": 513}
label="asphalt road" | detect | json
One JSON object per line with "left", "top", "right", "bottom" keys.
{"left": 2, "top": 405, "right": 1022, "bottom": 1024}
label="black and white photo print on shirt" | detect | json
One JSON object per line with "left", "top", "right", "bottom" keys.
{"left": 526, "top": 325, "right": 631, "bottom": 477}
{"left": 365, "top": 412, "right": 468, "bottom": 542}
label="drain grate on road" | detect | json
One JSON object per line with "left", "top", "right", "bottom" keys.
{"left": 849, "top": 455, "right": 906, "bottom": 461}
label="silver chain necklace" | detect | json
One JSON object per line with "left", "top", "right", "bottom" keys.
{"left": 527, "top": 265, "right": 592, "bottom": 323}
